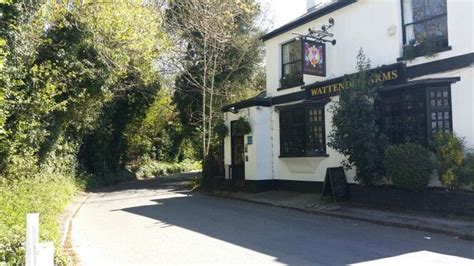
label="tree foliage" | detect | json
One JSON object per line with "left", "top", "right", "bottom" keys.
{"left": 0, "top": 1, "right": 175, "bottom": 180}
{"left": 166, "top": 0, "right": 264, "bottom": 158}
{"left": 329, "top": 49, "right": 388, "bottom": 185}
{"left": 0, "top": 0, "right": 266, "bottom": 262}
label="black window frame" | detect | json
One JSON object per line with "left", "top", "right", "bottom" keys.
{"left": 279, "top": 102, "right": 328, "bottom": 157}
{"left": 381, "top": 85, "right": 453, "bottom": 145}
{"left": 400, "top": 0, "right": 450, "bottom": 58}
{"left": 280, "top": 39, "right": 304, "bottom": 90}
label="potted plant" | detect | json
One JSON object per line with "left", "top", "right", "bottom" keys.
{"left": 403, "top": 34, "right": 448, "bottom": 61}
{"left": 280, "top": 72, "right": 303, "bottom": 88}
{"left": 214, "top": 122, "right": 229, "bottom": 139}
{"left": 232, "top": 117, "right": 251, "bottom": 136}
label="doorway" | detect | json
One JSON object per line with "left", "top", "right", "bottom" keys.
{"left": 230, "top": 121, "right": 245, "bottom": 190}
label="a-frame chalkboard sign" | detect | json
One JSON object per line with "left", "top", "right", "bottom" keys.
{"left": 320, "top": 167, "right": 350, "bottom": 202}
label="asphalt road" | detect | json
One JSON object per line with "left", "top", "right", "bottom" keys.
{"left": 71, "top": 176, "right": 474, "bottom": 265}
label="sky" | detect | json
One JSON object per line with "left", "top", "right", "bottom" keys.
{"left": 258, "top": 0, "right": 307, "bottom": 30}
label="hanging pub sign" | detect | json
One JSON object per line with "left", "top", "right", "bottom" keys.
{"left": 305, "top": 62, "right": 406, "bottom": 99}
{"left": 303, "top": 40, "right": 326, "bottom": 77}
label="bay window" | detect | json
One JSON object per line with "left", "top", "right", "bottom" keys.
{"left": 381, "top": 86, "right": 452, "bottom": 145}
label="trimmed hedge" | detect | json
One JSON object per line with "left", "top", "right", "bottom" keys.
{"left": 384, "top": 143, "right": 434, "bottom": 191}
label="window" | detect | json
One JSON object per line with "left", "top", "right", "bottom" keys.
{"left": 429, "top": 87, "right": 452, "bottom": 134}
{"left": 402, "top": 0, "right": 448, "bottom": 43}
{"left": 281, "top": 39, "right": 303, "bottom": 88}
{"left": 381, "top": 86, "right": 452, "bottom": 145}
{"left": 280, "top": 104, "right": 326, "bottom": 157}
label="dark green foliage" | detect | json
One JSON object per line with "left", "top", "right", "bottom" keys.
{"left": 328, "top": 49, "right": 388, "bottom": 185}
{"left": 402, "top": 39, "right": 417, "bottom": 61}
{"left": 200, "top": 141, "right": 224, "bottom": 189}
{"left": 214, "top": 121, "right": 229, "bottom": 139}
{"left": 201, "top": 154, "right": 216, "bottom": 189}
{"left": 402, "top": 34, "right": 445, "bottom": 61}
{"left": 461, "top": 153, "right": 474, "bottom": 190}
{"left": 232, "top": 117, "right": 251, "bottom": 136}
{"left": 384, "top": 143, "right": 434, "bottom": 191}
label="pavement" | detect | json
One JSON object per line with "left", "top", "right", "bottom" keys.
{"left": 69, "top": 175, "right": 474, "bottom": 265}
{"left": 208, "top": 189, "right": 474, "bottom": 240}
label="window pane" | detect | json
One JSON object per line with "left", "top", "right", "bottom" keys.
{"left": 407, "top": 0, "right": 446, "bottom": 22}
{"left": 293, "top": 108, "right": 305, "bottom": 125}
{"left": 428, "top": 87, "right": 452, "bottom": 137}
{"left": 425, "top": 0, "right": 447, "bottom": 18}
{"left": 411, "top": 0, "right": 425, "bottom": 21}
{"left": 282, "top": 40, "right": 302, "bottom": 64}
{"left": 413, "top": 22, "right": 426, "bottom": 40}
{"left": 403, "top": 0, "right": 447, "bottom": 43}
{"left": 405, "top": 24, "right": 415, "bottom": 41}
{"left": 283, "top": 62, "right": 302, "bottom": 76}
{"left": 425, "top": 16, "right": 447, "bottom": 38}
{"left": 306, "top": 106, "right": 326, "bottom": 154}
{"left": 280, "top": 107, "right": 306, "bottom": 156}
{"left": 403, "top": 0, "right": 415, "bottom": 24}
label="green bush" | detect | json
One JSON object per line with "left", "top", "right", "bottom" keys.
{"left": 131, "top": 157, "right": 201, "bottom": 179}
{"left": 384, "top": 143, "right": 434, "bottom": 191}
{"left": 0, "top": 174, "right": 77, "bottom": 264}
{"left": 433, "top": 132, "right": 465, "bottom": 190}
{"left": 328, "top": 49, "right": 388, "bottom": 185}
{"left": 460, "top": 152, "right": 474, "bottom": 190}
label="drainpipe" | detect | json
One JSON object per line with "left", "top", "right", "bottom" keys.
{"left": 269, "top": 103, "right": 276, "bottom": 189}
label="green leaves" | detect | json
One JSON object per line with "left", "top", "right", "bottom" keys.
{"left": 329, "top": 49, "right": 387, "bottom": 185}
{"left": 432, "top": 132, "right": 468, "bottom": 190}
{"left": 384, "top": 143, "right": 434, "bottom": 191}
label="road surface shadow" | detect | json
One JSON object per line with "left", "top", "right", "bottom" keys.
{"left": 116, "top": 190, "right": 474, "bottom": 265}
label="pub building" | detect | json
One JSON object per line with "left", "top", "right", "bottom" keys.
{"left": 222, "top": 0, "right": 474, "bottom": 193}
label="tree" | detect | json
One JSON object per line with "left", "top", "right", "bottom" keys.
{"left": 0, "top": 1, "right": 170, "bottom": 179}
{"left": 165, "top": 0, "right": 264, "bottom": 159}
{"left": 328, "top": 49, "right": 388, "bottom": 185}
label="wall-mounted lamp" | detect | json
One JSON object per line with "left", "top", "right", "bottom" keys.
{"left": 229, "top": 107, "right": 239, "bottom": 114}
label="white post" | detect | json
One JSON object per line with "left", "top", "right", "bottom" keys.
{"left": 35, "top": 242, "right": 54, "bottom": 266}
{"left": 26, "top": 213, "right": 39, "bottom": 266}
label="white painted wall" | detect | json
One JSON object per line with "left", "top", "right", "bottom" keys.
{"left": 265, "top": 0, "right": 473, "bottom": 97}
{"left": 265, "top": 0, "right": 403, "bottom": 97}
{"left": 225, "top": 0, "right": 474, "bottom": 185}
{"left": 224, "top": 107, "right": 273, "bottom": 181}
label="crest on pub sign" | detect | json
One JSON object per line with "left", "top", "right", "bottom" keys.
{"left": 303, "top": 40, "right": 326, "bottom": 77}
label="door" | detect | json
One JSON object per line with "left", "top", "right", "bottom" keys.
{"left": 231, "top": 121, "right": 245, "bottom": 189}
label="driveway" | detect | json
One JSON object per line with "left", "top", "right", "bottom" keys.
{"left": 71, "top": 175, "right": 474, "bottom": 265}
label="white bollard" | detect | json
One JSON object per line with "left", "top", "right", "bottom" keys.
{"left": 35, "top": 242, "right": 54, "bottom": 266}
{"left": 26, "top": 213, "right": 39, "bottom": 266}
